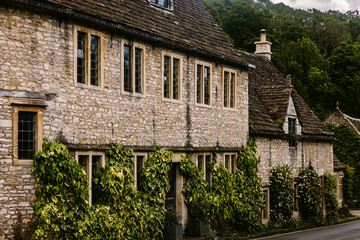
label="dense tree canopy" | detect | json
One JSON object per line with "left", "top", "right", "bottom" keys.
{"left": 203, "top": 0, "right": 360, "bottom": 119}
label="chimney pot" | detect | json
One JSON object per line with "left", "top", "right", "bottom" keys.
{"left": 254, "top": 29, "right": 272, "bottom": 60}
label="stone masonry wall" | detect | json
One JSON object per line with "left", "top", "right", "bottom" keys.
{"left": 0, "top": 5, "right": 248, "bottom": 237}
{"left": 257, "top": 137, "right": 333, "bottom": 185}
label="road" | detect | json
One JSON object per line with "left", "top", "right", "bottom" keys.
{"left": 256, "top": 220, "right": 360, "bottom": 240}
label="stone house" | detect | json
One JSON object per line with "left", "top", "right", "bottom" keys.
{"left": 247, "top": 31, "right": 337, "bottom": 219}
{"left": 0, "top": 0, "right": 337, "bottom": 237}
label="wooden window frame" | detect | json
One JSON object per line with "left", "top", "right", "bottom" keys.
{"left": 13, "top": 105, "right": 43, "bottom": 166}
{"left": 222, "top": 67, "right": 237, "bottom": 109}
{"left": 133, "top": 153, "right": 147, "bottom": 188}
{"left": 73, "top": 25, "right": 104, "bottom": 90}
{"left": 195, "top": 60, "right": 212, "bottom": 107}
{"left": 121, "top": 40, "right": 146, "bottom": 97}
{"left": 161, "top": 51, "right": 182, "bottom": 103}
{"left": 294, "top": 182, "right": 299, "bottom": 211}
{"left": 224, "top": 153, "right": 237, "bottom": 173}
{"left": 75, "top": 151, "right": 105, "bottom": 206}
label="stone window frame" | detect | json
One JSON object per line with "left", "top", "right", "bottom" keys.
{"left": 262, "top": 187, "right": 270, "bottom": 221}
{"left": 75, "top": 151, "right": 105, "bottom": 206}
{"left": 73, "top": 25, "right": 104, "bottom": 90}
{"left": 12, "top": 105, "right": 43, "bottom": 166}
{"left": 223, "top": 153, "right": 237, "bottom": 173}
{"left": 288, "top": 117, "right": 296, "bottom": 148}
{"left": 196, "top": 153, "right": 212, "bottom": 186}
{"left": 121, "top": 40, "right": 146, "bottom": 97}
{"left": 222, "top": 67, "right": 237, "bottom": 110}
{"left": 195, "top": 60, "right": 213, "bottom": 108}
{"left": 133, "top": 152, "right": 147, "bottom": 188}
{"left": 161, "top": 51, "right": 183, "bottom": 103}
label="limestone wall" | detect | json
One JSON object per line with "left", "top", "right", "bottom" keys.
{"left": 256, "top": 137, "right": 334, "bottom": 185}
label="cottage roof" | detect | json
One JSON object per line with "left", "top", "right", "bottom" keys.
{"left": 246, "top": 53, "right": 334, "bottom": 139}
{"left": 324, "top": 104, "right": 360, "bottom": 136}
{"left": 5, "top": 0, "right": 252, "bottom": 69}
{"left": 333, "top": 156, "right": 346, "bottom": 171}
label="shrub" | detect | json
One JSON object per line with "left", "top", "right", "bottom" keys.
{"left": 323, "top": 172, "right": 339, "bottom": 222}
{"left": 269, "top": 165, "right": 294, "bottom": 224}
{"left": 298, "top": 166, "right": 322, "bottom": 222}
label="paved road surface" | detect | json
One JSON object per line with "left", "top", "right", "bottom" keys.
{"left": 256, "top": 220, "right": 360, "bottom": 240}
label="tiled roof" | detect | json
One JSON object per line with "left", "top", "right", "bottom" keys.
{"left": 246, "top": 54, "right": 334, "bottom": 138}
{"left": 344, "top": 114, "right": 360, "bottom": 134}
{"left": 333, "top": 156, "right": 346, "bottom": 171}
{"left": 5, "top": 0, "right": 252, "bottom": 69}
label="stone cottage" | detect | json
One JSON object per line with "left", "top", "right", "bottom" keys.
{"left": 246, "top": 31, "right": 337, "bottom": 219}
{"left": 0, "top": 0, "right": 337, "bottom": 237}
{"left": 0, "top": 0, "right": 253, "bottom": 236}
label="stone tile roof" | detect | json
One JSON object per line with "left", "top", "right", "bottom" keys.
{"left": 333, "top": 156, "right": 346, "bottom": 171}
{"left": 5, "top": 0, "right": 252, "bottom": 69}
{"left": 246, "top": 54, "right": 334, "bottom": 138}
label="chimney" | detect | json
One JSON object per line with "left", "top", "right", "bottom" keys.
{"left": 254, "top": 29, "right": 272, "bottom": 60}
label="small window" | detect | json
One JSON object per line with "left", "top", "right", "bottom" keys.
{"left": 224, "top": 153, "right": 237, "bottom": 173}
{"left": 134, "top": 153, "right": 147, "bottom": 188}
{"left": 150, "top": 0, "right": 172, "bottom": 9}
{"left": 288, "top": 118, "right": 296, "bottom": 147}
{"left": 262, "top": 188, "right": 270, "bottom": 220}
{"left": 197, "top": 154, "right": 212, "bottom": 186}
{"left": 122, "top": 41, "right": 145, "bottom": 95}
{"left": 223, "top": 68, "right": 236, "bottom": 108}
{"left": 76, "top": 152, "right": 105, "bottom": 206}
{"left": 196, "top": 61, "right": 212, "bottom": 106}
{"left": 294, "top": 183, "right": 299, "bottom": 211}
{"left": 162, "top": 52, "right": 182, "bottom": 101}
{"left": 13, "top": 105, "right": 43, "bottom": 165}
{"left": 74, "top": 26, "right": 103, "bottom": 88}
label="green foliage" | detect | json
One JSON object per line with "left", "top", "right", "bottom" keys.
{"left": 32, "top": 140, "right": 172, "bottom": 239}
{"left": 298, "top": 166, "right": 322, "bottom": 222}
{"left": 269, "top": 165, "right": 294, "bottom": 224}
{"left": 323, "top": 173, "right": 339, "bottom": 222}
{"left": 179, "top": 154, "right": 209, "bottom": 221}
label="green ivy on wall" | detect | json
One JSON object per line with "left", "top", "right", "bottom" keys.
{"left": 32, "top": 140, "right": 172, "bottom": 239}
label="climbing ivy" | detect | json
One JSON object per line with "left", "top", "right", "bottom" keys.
{"left": 269, "top": 165, "right": 294, "bottom": 225}
{"left": 298, "top": 166, "right": 322, "bottom": 222}
{"left": 32, "top": 140, "right": 172, "bottom": 239}
{"left": 323, "top": 172, "right": 339, "bottom": 223}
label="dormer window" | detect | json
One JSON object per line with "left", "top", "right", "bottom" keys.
{"left": 150, "top": 0, "right": 173, "bottom": 10}
{"left": 288, "top": 117, "right": 296, "bottom": 147}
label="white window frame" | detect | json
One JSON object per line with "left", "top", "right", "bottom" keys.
{"left": 73, "top": 25, "right": 104, "bottom": 89}
{"left": 195, "top": 60, "right": 212, "bottom": 107}
{"left": 133, "top": 153, "right": 147, "bottom": 188}
{"left": 161, "top": 51, "right": 183, "bottom": 103}
{"left": 121, "top": 40, "right": 146, "bottom": 97}
{"left": 75, "top": 151, "right": 105, "bottom": 206}
{"left": 222, "top": 67, "right": 237, "bottom": 109}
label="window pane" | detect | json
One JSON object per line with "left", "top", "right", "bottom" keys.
{"left": 136, "top": 156, "right": 144, "bottom": 187}
{"left": 92, "top": 156, "right": 101, "bottom": 205}
{"left": 77, "top": 32, "right": 86, "bottom": 84}
{"left": 158, "top": 0, "right": 168, "bottom": 7}
{"left": 90, "top": 35, "right": 99, "bottom": 86}
{"left": 196, "top": 65, "right": 202, "bottom": 104}
{"left": 164, "top": 56, "right": 170, "bottom": 98}
{"left": 231, "top": 155, "right": 236, "bottom": 173}
{"left": 204, "top": 66, "right": 210, "bottom": 105}
{"left": 197, "top": 155, "right": 203, "bottom": 172}
{"left": 224, "top": 72, "right": 229, "bottom": 107}
{"left": 78, "top": 155, "right": 88, "bottom": 175}
{"left": 124, "top": 45, "right": 132, "bottom": 92}
{"left": 135, "top": 48, "right": 142, "bottom": 93}
{"left": 173, "top": 58, "right": 179, "bottom": 100}
{"left": 205, "top": 155, "right": 211, "bottom": 186}
{"left": 225, "top": 155, "right": 230, "bottom": 171}
{"left": 230, "top": 73, "right": 235, "bottom": 108}
{"left": 18, "top": 112, "right": 36, "bottom": 160}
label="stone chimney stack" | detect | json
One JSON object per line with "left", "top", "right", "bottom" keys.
{"left": 254, "top": 29, "right": 272, "bottom": 60}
